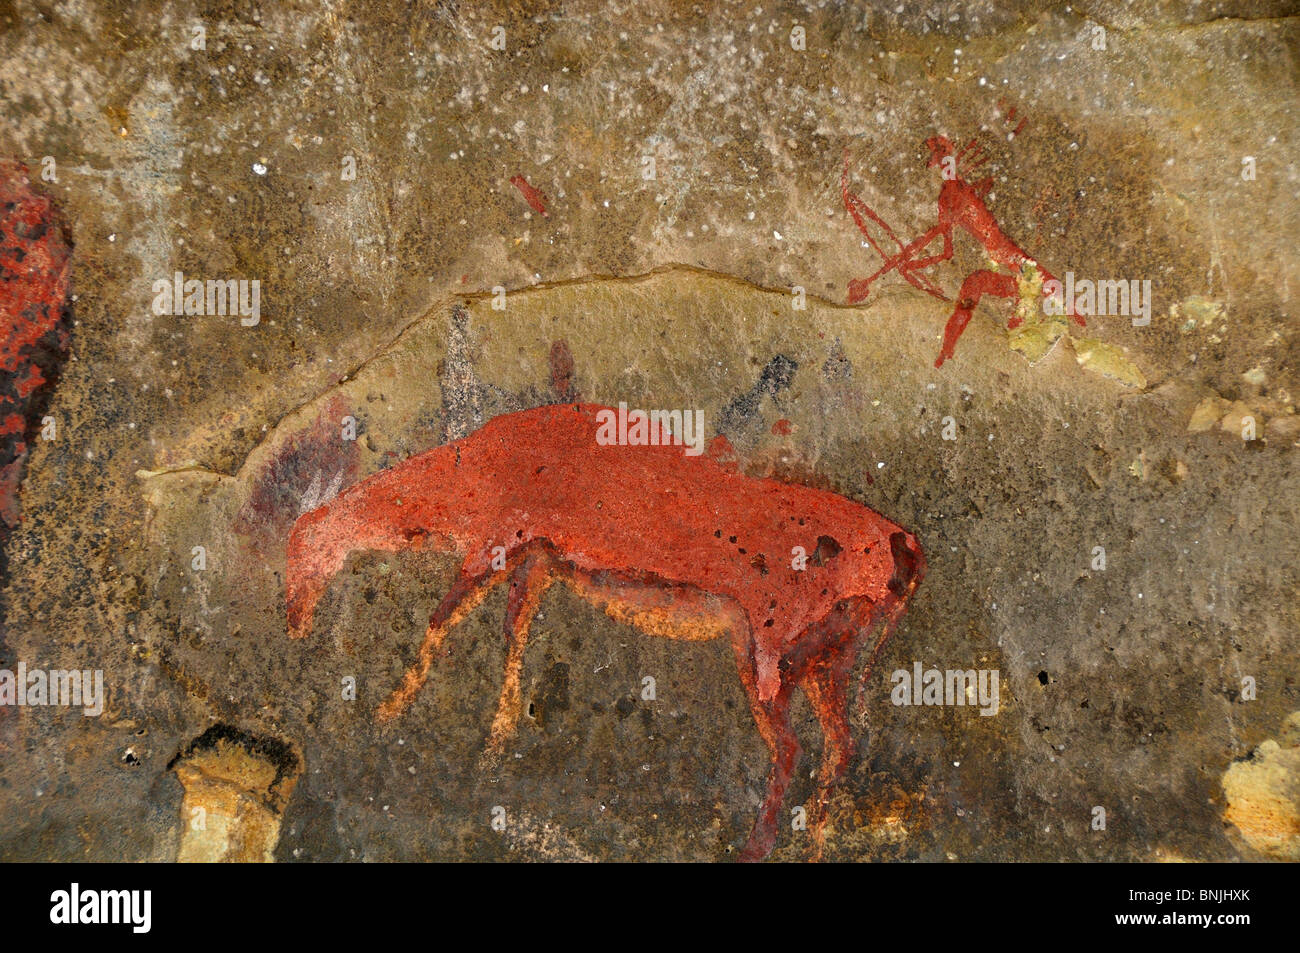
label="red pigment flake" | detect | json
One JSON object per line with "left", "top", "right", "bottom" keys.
{"left": 771, "top": 418, "right": 793, "bottom": 436}
{"left": 509, "top": 175, "right": 548, "bottom": 216}
{"left": 0, "top": 159, "right": 71, "bottom": 540}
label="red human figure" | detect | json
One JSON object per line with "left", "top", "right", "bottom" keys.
{"left": 843, "top": 137, "right": 1085, "bottom": 367}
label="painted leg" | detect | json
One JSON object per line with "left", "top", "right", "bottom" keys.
{"left": 935, "top": 269, "right": 1018, "bottom": 367}
{"left": 860, "top": 611, "right": 901, "bottom": 698}
{"left": 898, "top": 230, "right": 954, "bottom": 300}
{"left": 729, "top": 623, "right": 801, "bottom": 862}
{"left": 377, "top": 564, "right": 506, "bottom": 722}
{"left": 485, "top": 550, "right": 558, "bottom": 755}
{"left": 848, "top": 222, "right": 949, "bottom": 304}
{"left": 802, "top": 652, "right": 856, "bottom": 858}
{"left": 737, "top": 683, "right": 801, "bottom": 863}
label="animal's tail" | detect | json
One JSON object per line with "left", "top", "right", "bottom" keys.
{"left": 853, "top": 530, "right": 925, "bottom": 722}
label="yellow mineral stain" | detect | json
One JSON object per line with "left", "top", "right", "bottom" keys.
{"left": 1072, "top": 338, "right": 1146, "bottom": 388}
{"left": 173, "top": 734, "right": 300, "bottom": 863}
{"left": 1188, "top": 396, "right": 1228, "bottom": 432}
{"left": 1222, "top": 712, "right": 1300, "bottom": 861}
{"left": 1007, "top": 264, "right": 1067, "bottom": 364}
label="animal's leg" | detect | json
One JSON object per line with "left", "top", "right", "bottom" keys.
{"left": 377, "top": 563, "right": 507, "bottom": 722}
{"left": 935, "top": 269, "right": 1018, "bottom": 367}
{"left": 738, "top": 687, "right": 800, "bottom": 862}
{"left": 900, "top": 262, "right": 949, "bottom": 301}
{"left": 730, "top": 629, "right": 801, "bottom": 862}
{"left": 1003, "top": 258, "right": 1033, "bottom": 330}
{"left": 802, "top": 650, "right": 857, "bottom": 857}
{"left": 485, "top": 550, "right": 559, "bottom": 755}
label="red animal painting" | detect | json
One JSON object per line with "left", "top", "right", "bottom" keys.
{"left": 286, "top": 403, "right": 924, "bottom": 861}
{"left": 842, "top": 135, "right": 1085, "bottom": 367}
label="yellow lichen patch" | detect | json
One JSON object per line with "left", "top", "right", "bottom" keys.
{"left": 1072, "top": 338, "right": 1147, "bottom": 388}
{"left": 1222, "top": 713, "right": 1300, "bottom": 861}
{"left": 1007, "top": 264, "right": 1067, "bottom": 364}
{"left": 1004, "top": 264, "right": 1145, "bottom": 387}
{"left": 172, "top": 731, "right": 300, "bottom": 863}
{"left": 1188, "top": 396, "right": 1228, "bottom": 432}
{"left": 1170, "top": 296, "right": 1226, "bottom": 333}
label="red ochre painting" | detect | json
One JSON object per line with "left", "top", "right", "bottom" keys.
{"left": 842, "top": 127, "right": 1086, "bottom": 367}
{"left": 287, "top": 402, "right": 924, "bottom": 862}
{"left": 3, "top": 1, "right": 1297, "bottom": 888}
{"left": 0, "top": 161, "right": 71, "bottom": 577}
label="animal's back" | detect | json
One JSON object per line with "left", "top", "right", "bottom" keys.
{"left": 429, "top": 404, "right": 907, "bottom": 644}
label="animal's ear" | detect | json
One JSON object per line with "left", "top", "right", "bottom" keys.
{"left": 888, "top": 531, "right": 924, "bottom": 597}
{"left": 705, "top": 434, "right": 739, "bottom": 472}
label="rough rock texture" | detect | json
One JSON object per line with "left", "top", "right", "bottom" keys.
{"left": 0, "top": 0, "right": 1295, "bottom": 861}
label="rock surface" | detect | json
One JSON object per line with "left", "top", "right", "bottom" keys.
{"left": 0, "top": 0, "right": 1295, "bottom": 861}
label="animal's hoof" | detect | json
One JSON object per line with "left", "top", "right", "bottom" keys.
{"left": 736, "top": 828, "right": 777, "bottom": 862}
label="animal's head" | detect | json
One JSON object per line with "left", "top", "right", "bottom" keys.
{"left": 841, "top": 528, "right": 926, "bottom": 717}
{"left": 809, "top": 520, "right": 925, "bottom": 610}
{"left": 793, "top": 525, "right": 925, "bottom": 649}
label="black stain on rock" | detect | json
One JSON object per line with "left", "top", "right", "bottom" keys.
{"left": 717, "top": 353, "right": 798, "bottom": 440}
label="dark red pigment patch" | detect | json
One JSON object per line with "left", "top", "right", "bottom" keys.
{"left": 842, "top": 128, "right": 1085, "bottom": 367}
{"left": 285, "top": 403, "right": 925, "bottom": 860}
{"left": 996, "top": 97, "right": 1028, "bottom": 139}
{"left": 548, "top": 339, "right": 578, "bottom": 402}
{"left": 509, "top": 175, "right": 548, "bottom": 216}
{"left": 234, "top": 394, "right": 358, "bottom": 551}
{"left": 771, "top": 418, "right": 792, "bottom": 436}
{"left": 0, "top": 160, "right": 72, "bottom": 580}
